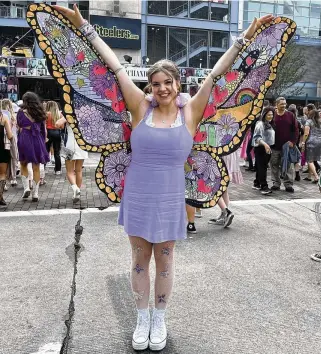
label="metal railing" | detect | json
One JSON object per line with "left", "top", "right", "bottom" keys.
{"left": 170, "top": 39, "right": 206, "bottom": 62}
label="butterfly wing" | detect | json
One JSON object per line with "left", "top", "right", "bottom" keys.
{"left": 187, "top": 17, "right": 296, "bottom": 208}
{"left": 185, "top": 151, "right": 229, "bottom": 208}
{"left": 196, "top": 17, "right": 296, "bottom": 155}
{"left": 26, "top": 3, "right": 131, "bottom": 202}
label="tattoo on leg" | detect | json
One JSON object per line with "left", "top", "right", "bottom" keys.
{"left": 133, "top": 264, "right": 144, "bottom": 274}
{"left": 133, "top": 244, "right": 143, "bottom": 255}
{"left": 161, "top": 247, "right": 170, "bottom": 256}
{"left": 160, "top": 264, "right": 169, "bottom": 278}
{"left": 157, "top": 294, "right": 166, "bottom": 304}
{"left": 133, "top": 290, "right": 144, "bottom": 301}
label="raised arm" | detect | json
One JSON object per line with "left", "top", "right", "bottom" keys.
{"left": 187, "top": 15, "right": 274, "bottom": 130}
{"left": 53, "top": 4, "right": 145, "bottom": 120}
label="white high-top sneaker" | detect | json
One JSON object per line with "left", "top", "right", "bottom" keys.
{"left": 149, "top": 309, "right": 167, "bottom": 351}
{"left": 132, "top": 309, "right": 150, "bottom": 351}
{"left": 32, "top": 181, "right": 40, "bottom": 202}
{"left": 21, "top": 175, "right": 31, "bottom": 199}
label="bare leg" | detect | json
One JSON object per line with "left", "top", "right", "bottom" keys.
{"left": 32, "top": 163, "right": 40, "bottom": 183}
{"left": 129, "top": 236, "right": 153, "bottom": 309}
{"left": 65, "top": 160, "right": 76, "bottom": 185}
{"left": 186, "top": 204, "right": 195, "bottom": 223}
{"left": 74, "top": 159, "right": 84, "bottom": 188}
{"left": 153, "top": 241, "right": 175, "bottom": 310}
{"left": 0, "top": 163, "right": 8, "bottom": 202}
{"left": 20, "top": 162, "right": 29, "bottom": 178}
{"left": 308, "top": 162, "right": 319, "bottom": 181}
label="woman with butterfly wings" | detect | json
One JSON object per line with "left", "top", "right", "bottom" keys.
{"left": 27, "top": 2, "right": 296, "bottom": 351}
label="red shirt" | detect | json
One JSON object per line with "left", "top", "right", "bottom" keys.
{"left": 273, "top": 110, "right": 299, "bottom": 150}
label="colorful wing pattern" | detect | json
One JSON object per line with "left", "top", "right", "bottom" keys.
{"left": 186, "top": 18, "right": 296, "bottom": 208}
{"left": 26, "top": 3, "right": 131, "bottom": 203}
{"left": 27, "top": 4, "right": 296, "bottom": 207}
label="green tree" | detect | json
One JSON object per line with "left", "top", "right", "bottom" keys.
{"left": 267, "top": 41, "right": 307, "bottom": 100}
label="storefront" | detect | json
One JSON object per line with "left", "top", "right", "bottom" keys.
{"left": 0, "top": 53, "right": 214, "bottom": 102}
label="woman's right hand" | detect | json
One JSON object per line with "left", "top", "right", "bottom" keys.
{"left": 264, "top": 143, "right": 271, "bottom": 154}
{"left": 52, "top": 4, "right": 86, "bottom": 28}
{"left": 55, "top": 117, "right": 66, "bottom": 129}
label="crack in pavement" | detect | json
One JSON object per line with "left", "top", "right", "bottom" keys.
{"left": 60, "top": 212, "right": 84, "bottom": 354}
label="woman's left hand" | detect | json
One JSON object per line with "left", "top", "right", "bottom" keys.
{"left": 244, "top": 15, "right": 274, "bottom": 40}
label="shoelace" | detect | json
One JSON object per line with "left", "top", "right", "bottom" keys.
{"left": 151, "top": 313, "right": 166, "bottom": 337}
{"left": 135, "top": 314, "right": 150, "bottom": 337}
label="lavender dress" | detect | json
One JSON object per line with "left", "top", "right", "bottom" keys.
{"left": 118, "top": 104, "right": 193, "bottom": 243}
{"left": 17, "top": 110, "right": 49, "bottom": 164}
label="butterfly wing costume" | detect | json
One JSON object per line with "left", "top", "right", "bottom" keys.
{"left": 26, "top": 4, "right": 296, "bottom": 207}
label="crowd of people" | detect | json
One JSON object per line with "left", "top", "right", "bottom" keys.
{"left": 0, "top": 92, "right": 88, "bottom": 207}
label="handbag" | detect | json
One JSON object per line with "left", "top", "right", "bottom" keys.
{"left": 60, "top": 125, "right": 75, "bottom": 160}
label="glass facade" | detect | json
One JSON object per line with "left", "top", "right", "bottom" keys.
{"left": 148, "top": 0, "right": 229, "bottom": 22}
{"left": 243, "top": 0, "right": 321, "bottom": 38}
{"left": 147, "top": 25, "right": 227, "bottom": 67}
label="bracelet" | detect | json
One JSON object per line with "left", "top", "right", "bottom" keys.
{"left": 209, "top": 72, "right": 216, "bottom": 83}
{"left": 79, "top": 20, "right": 98, "bottom": 41}
{"left": 114, "top": 67, "right": 124, "bottom": 75}
{"left": 233, "top": 33, "right": 250, "bottom": 50}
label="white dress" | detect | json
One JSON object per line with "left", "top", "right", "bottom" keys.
{"left": 65, "top": 124, "right": 88, "bottom": 160}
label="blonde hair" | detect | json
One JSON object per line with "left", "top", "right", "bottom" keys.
{"left": 45, "top": 100, "right": 60, "bottom": 125}
{"left": 144, "top": 59, "right": 181, "bottom": 94}
{"left": 0, "top": 99, "right": 16, "bottom": 124}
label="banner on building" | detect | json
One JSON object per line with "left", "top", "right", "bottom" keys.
{"left": 91, "top": 15, "right": 141, "bottom": 50}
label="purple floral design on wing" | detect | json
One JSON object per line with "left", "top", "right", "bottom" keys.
{"left": 216, "top": 114, "right": 239, "bottom": 146}
{"left": 89, "top": 60, "right": 115, "bottom": 99}
{"left": 104, "top": 149, "right": 131, "bottom": 189}
{"left": 255, "top": 23, "right": 287, "bottom": 47}
{"left": 76, "top": 104, "right": 123, "bottom": 145}
{"left": 191, "top": 151, "right": 220, "bottom": 182}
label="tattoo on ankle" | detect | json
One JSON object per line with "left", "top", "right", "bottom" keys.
{"left": 133, "top": 290, "right": 144, "bottom": 301}
{"left": 160, "top": 264, "right": 169, "bottom": 278}
{"left": 161, "top": 247, "right": 170, "bottom": 256}
{"left": 133, "top": 264, "right": 144, "bottom": 274}
{"left": 157, "top": 294, "right": 166, "bottom": 304}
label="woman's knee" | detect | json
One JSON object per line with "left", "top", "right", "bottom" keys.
{"left": 154, "top": 242, "right": 175, "bottom": 264}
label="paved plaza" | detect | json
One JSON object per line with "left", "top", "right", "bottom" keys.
{"left": 1, "top": 153, "right": 321, "bottom": 213}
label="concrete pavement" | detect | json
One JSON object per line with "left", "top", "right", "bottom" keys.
{"left": 1, "top": 200, "right": 320, "bottom": 353}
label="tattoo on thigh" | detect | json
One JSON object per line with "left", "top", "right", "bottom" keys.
{"left": 161, "top": 247, "right": 170, "bottom": 256}
{"left": 133, "top": 264, "right": 144, "bottom": 274}
{"left": 160, "top": 264, "right": 169, "bottom": 278}
{"left": 133, "top": 290, "right": 144, "bottom": 301}
{"left": 157, "top": 294, "right": 166, "bottom": 304}
{"left": 133, "top": 244, "right": 143, "bottom": 255}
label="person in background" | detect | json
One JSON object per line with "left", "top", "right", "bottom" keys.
{"left": 288, "top": 104, "right": 302, "bottom": 182}
{"left": 270, "top": 97, "right": 299, "bottom": 193}
{"left": 208, "top": 150, "right": 242, "bottom": 228}
{"left": 305, "top": 103, "right": 321, "bottom": 175}
{"left": 17, "top": 92, "right": 49, "bottom": 201}
{"left": 301, "top": 108, "right": 321, "bottom": 184}
{"left": 0, "top": 110, "right": 13, "bottom": 207}
{"left": 55, "top": 115, "right": 88, "bottom": 203}
{"left": 1, "top": 99, "right": 19, "bottom": 187}
{"left": 45, "top": 101, "right": 62, "bottom": 175}
{"left": 252, "top": 106, "right": 275, "bottom": 194}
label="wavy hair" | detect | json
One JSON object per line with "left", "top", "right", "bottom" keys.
{"left": 144, "top": 59, "right": 181, "bottom": 94}
{"left": 21, "top": 92, "right": 46, "bottom": 122}
{"left": 45, "top": 100, "right": 61, "bottom": 125}
{"left": 0, "top": 99, "right": 16, "bottom": 124}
